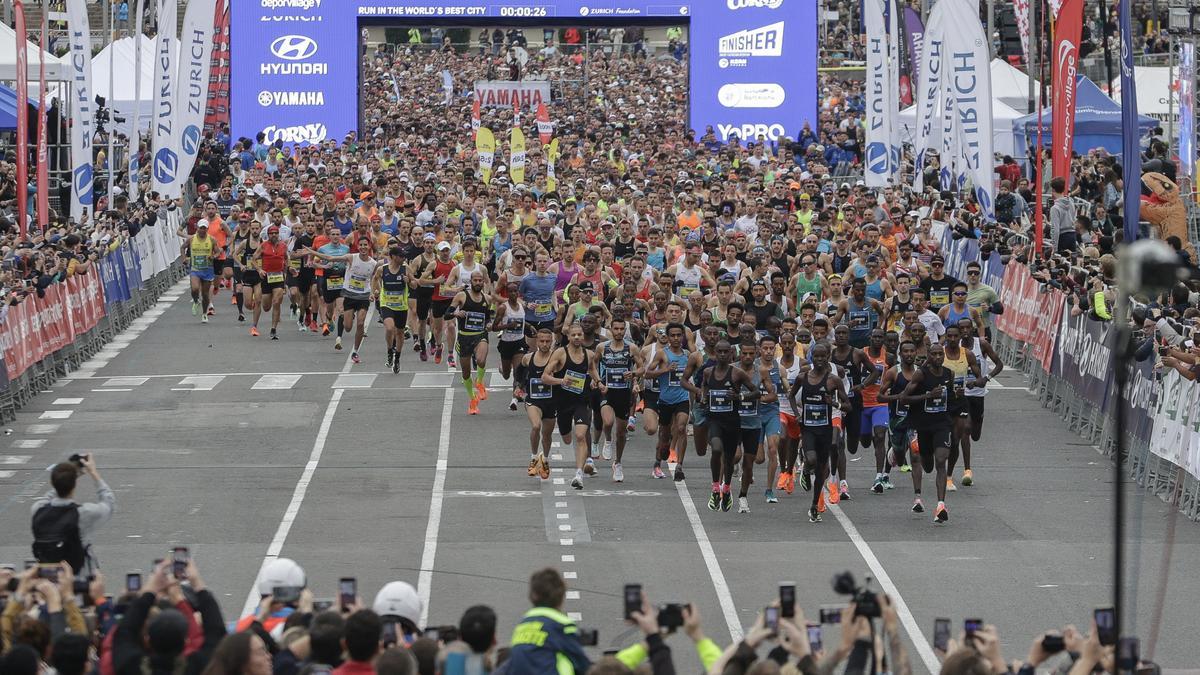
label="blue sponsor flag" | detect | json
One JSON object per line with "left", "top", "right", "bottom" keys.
{"left": 1118, "top": 0, "right": 1141, "bottom": 242}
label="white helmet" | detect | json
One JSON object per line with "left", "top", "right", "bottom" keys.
{"left": 373, "top": 581, "right": 422, "bottom": 626}
{"left": 256, "top": 558, "right": 306, "bottom": 596}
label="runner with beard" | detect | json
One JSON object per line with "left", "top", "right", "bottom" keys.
{"left": 877, "top": 341, "right": 921, "bottom": 510}
{"left": 699, "top": 339, "right": 759, "bottom": 513}
{"left": 595, "top": 317, "right": 643, "bottom": 482}
{"left": 787, "top": 342, "right": 847, "bottom": 523}
{"left": 900, "top": 342, "right": 956, "bottom": 524}
{"left": 448, "top": 270, "right": 494, "bottom": 415}
{"left": 523, "top": 329, "right": 556, "bottom": 480}
{"left": 371, "top": 246, "right": 413, "bottom": 373}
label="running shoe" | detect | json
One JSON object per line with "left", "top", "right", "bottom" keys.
{"left": 946, "top": 477, "right": 957, "bottom": 492}
{"left": 351, "top": 351, "right": 361, "bottom": 364}
{"left": 612, "top": 462, "right": 624, "bottom": 483}
{"left": 961, "top": 469, "right": 974, "bottom": 486}
{"left": 386, "top": 351, "right": 395, "bottom": 369}
{"left": 776, "top": 470, "right": 789, "bottom": 490}
{"left": 826, "top": 480, "right": 840, "bottom": 505}
{"left": 799, "top": 472, "right": 811, "bottom": 492}
{"left": 816, "top": 490, "right": 827, "bottom": 513}
{"left": 673, "top": 466, "right": 685, "bottom": 482}
{"left": 601, "top": 440, "right": 613, "bottom": 461}
{"left": 721, "top": 491, "right": 732, "bottom": 512}
{"left": 882, "top": 475, "right": 895, "bottom": 490}
{"left": 467, "top": 397, "right": 479, "bottom": 415}
{"left": 448, "top": 352, "right": 457, "bottom": 368}
{"left": 912, "top": 497, "right": 925, "bottom": 513}
{"left": 392, "top": 357, "right": 400, "bottom": 375}
{"left": 434, "top": 344, "right": 443, "bottom": 364}
{"left": 785, "top": 471, "right": 795, "bottom": 494}
{"left": 840, "top": 479, "right": 851, "bottom": 501}
{"left": 509, "top": 397, "right": 518, "bottom": 411}
{"left": 308, "top": 320, "right": 319, "bottom": 333}
{"left": 475, "top": 381, "right": 489, "bottom": 401}
{"left": 322, "top": 323, "right": 331, "bottom": 336}
{"left": 238, "top": 313, "right": 245, "bottom": 322}
{"left": 419, "top": 346, "right": 428, "bottom": 362}
{"left": 738, "top": 497, "right": 750, "bottom": 513}
{"left": 626, "top": 416, "right": 636, "bottom": 432}
{"left": 765, "top": 489, "right": 778, "bottom": 504}
{"left": 570, "top": 471, "right": 584, "bottom": 490}
{"left": 708, "top": 487, "right": 720, "bottom": 511}
{"left": 206, "top": 305, "right": 215, "bottom": 316}
{"left": 538, "top": 456, "right": 550, "bottom": 479}
{"left": 270, "top": 330, "right": 279, "bottom": 341}
{"left": 250, "top": 326, "right": 260, "bottom": 337}
{"left": 583, "top": 458, "right": 596, "bottom": 475}
{"left": 899, "top": 463, "right": 912, "bottom": 473}
{"left": 201, "top": 314, "right": 208, "bottom": 324}
{"left": 871, "top": 478, "right": 884, "bottom": 494}
{"left": 334, "top": 337, "right": 343, "bottom": 350}
{"left": 808, "top": 506, "right": 821, "bottom": 523}
{"left": 192, "top": 300, "right": 200, "bottom": 316}
{"left": 528, "top": 457, "right": 539, "bottom": 476}
{"left": 404, "top": 326, "right": 412, "bottom": 339}
{"left": 298, "top": 321, "right": 308, "bottom": 333}
{"left": 934, "top": 503, "right": 949, "bottom": 524}
{"left": 652, "top": 465, "right": 667, "bottom": 479}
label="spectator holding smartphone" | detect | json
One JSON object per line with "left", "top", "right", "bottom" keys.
{"left": 31, "top": 453, "right": 115, "bottom": 576}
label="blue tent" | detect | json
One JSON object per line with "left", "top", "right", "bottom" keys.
{"left": 0, "top": 83, "right": 38, "bottom": 132}
{"left": 1012, "top": 75, "right": 1157, "bottom": 161}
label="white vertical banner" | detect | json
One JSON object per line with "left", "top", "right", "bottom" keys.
{"left": 150, "top": 0, "right": 179, "bottom": 199}
{"left": 912, "top": 0, "right": 947, "bottom": 192}
{"left": 128, "top": 0, "right": 146, "bottom": 202}
{"left": 173, "top": 0, "right": 218, "bottom": 192}
{"left": 66, "top": 0, "right": 94, "bottom": 222}
{"left": 886, "top": 0, "right": 902, "bottom": 177}
{"left": 106, "top": 0, "right": 116, "bottom": 203}
{"left": 863, "top": 0, "right": 891, "bottom": 187}
{"left": 943, "top": 0, "right": 995, "bottom": 219}
{"left": 939, "top": 76, "right": 957, "bottom": 191}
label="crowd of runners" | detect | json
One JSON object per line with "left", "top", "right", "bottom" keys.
{"left": 176, "top": 28, "right": 1006, "bottom": 526}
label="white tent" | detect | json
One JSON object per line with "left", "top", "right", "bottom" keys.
{"left": 898, "top": 98, "right": 1026, "bottom": 158}
{"left": 91, "top": 35, "right": 171, "bottom": 131}
{"left": 990, "top": 58, "right": 1040, "bottom": 113}
{"left": 1112, "top": 66, "right": 1179, "bottom": 121}
{"left": 0, "top": 21, "right": 70, "bottom": 82}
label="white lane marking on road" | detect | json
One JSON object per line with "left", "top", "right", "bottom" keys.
{"left": 566, "top": 591, "right": 580, "bottom": 600}
{"left": 12, "top": 440, "right": 46, "bottom": 448}
{"left": 828, "top": 505, "right": 939, "bottom": 673}
{"left": 27, "top": 425, "right": 59, "bottom": 434}
{"left": 561, "top": 555, "right": 575, "bottom": 562}
{"left": 333, "top": 373, "right": 376, "bottom": 388}
{"left": 52, "top": 398, "right": 84, "bottom": 405}
{"left": 40, "top": 410, "right": 73, "bottom": 419}
{"left": 0, "top": 471, "right": 15, "bottom": 478}
{"left": 673, "top": 480, "right": 743, "bottom": 643}
{"left": 252, "top": 374, "right": 303, "bottom": 390}
{"left": 0, "top": 456, "right": 31, "bottom": 464}
{"left": 240, "top": 326, "right": 366, "bottom": 619}
{"left": 170, "top": 376, "right": 225, "bottom": 391}
{"left": 92, "top": 389, "right": 132, "bottom": 392}
{"left": 104, "top": 377, "right": 149, "bottom": 387}
{"left": 416, "top": 388, "right": 455, "bottom": 628}
{"left": 568, "top": 612, "right": 582, "bottom": 621}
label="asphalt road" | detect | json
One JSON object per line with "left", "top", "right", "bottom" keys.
{"left": 0, "top": 283, "right": 1195, "bottom": 671}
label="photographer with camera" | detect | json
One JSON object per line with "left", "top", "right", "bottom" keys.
{"left": 0, "top": 562, "right": 87, "bottom": 653}
{"left": 31, "top": 453, "right": 115, "bottom": 576}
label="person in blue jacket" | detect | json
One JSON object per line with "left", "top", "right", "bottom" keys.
{"left": 504, "top": 568, "right": 591, "bottom": 675}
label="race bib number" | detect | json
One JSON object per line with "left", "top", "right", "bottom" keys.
{"left": 849, "top": 310, "right": 869, "bottom": 328}
{"left": 528, "top": 378, "right": 552, "bottom": 399}
{"left": 464, "top": 311, "right": 487, "bottom": 332}
{"left": 192, "top": 255, "right": 210, "bottom": 269}
{"left": 668, "top": 367, "right": 683, "bottom": 389}
{"left": 348, "top": 277, "right": 368, "bottom": 292}
{"left": 267, "top": 272, "right": 284, "bottom": 284}
{"left": 709, "top": 389, "right": 733, "bottom": 413}
{"left": 737, "top": 398, "right": 759, "bottom": 418}
{"left": 931, "top": 290, "right": 949, "bottom": 306}
{"left": 563, "top": 369, "right": 586, "bottom": 394}
{"left": 533, "top": 302, "right": 553, "bottom": 315}
{"left": 289, "top": 258, "right": 302, "bottom": 270}
{"left": 381, "top": 291, "right": 406, "bottom": 310}
{"left": 679, "top": 284, "right": 699, "bottom": 297}
{"left": 803, "top": 403, "right": 830, "bottom": 426}
{"left": 326, "top": 276, "right": 344, "bottom": 290}
{"left": 925, "top": 388, "right": 948, "bottom": 413}
{"left": 605, "top": 368, "right": 630, "bottom": 389}
{"left": 439, "top": 283, "right": 459, "bottom": 297}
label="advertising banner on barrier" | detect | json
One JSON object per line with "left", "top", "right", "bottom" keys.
{"left": 0, "top": 285, "right": 71, "bottom": 380}
{"left": 1149, "top": 369, "right": 1200, "bottom": 479}
{"left": 66, "top": 271, "right": 105, "bottom": 336}
{"left": 100, "top": 253, "right": 128, "bottom": 306}
{"left": 1030, "top": 288, "right": 1064, "bottom": 372}
{"left": 1054, "top": 311, "right": 1110, "bottom": 408}
{"left": 995, "top": 263, "right": 1036, "bottom": 340}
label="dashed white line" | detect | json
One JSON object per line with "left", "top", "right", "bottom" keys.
{"left": 52, "top": 398, "right": 84, "bottom": 405}
{"left": 0, "top": 471, "right": 15, "bottom": 478}
{"left": 566, "top": 591, "right": 580, "bottom": 600}
{"left": 93, "top": 388, "right": 132, "bottom": 392}
{"left": 27, "top": 425, "right": 60, "bottom": 434}
{"left": 0, "top": 456, "right": 31, "bottom": 464}
{"left": 12, "top": 440, "right": 46, "bottom": 448}
{"left": 561, "top": 555, "right": 575, "bottom": 562}
{"left": 39, "top": 411, "right": 73, "bottom": 420}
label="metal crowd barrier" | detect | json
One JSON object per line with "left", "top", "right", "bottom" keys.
{"left": 992, "top": 331, "right": 1200, "bottom": 522}
{"left": 0, "top": 252, "right": 187, "bottom": 424}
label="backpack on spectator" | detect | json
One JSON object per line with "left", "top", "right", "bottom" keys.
{"left": 31, "top": 503, "right": 87, "bottom": 572}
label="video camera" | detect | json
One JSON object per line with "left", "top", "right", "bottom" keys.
{"left": 832, "top": 571, "right": 879, "bottom": 619}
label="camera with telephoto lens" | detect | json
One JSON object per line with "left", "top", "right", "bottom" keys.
{"left": 832, "top": 571, "right": 879, "bottom": 619}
